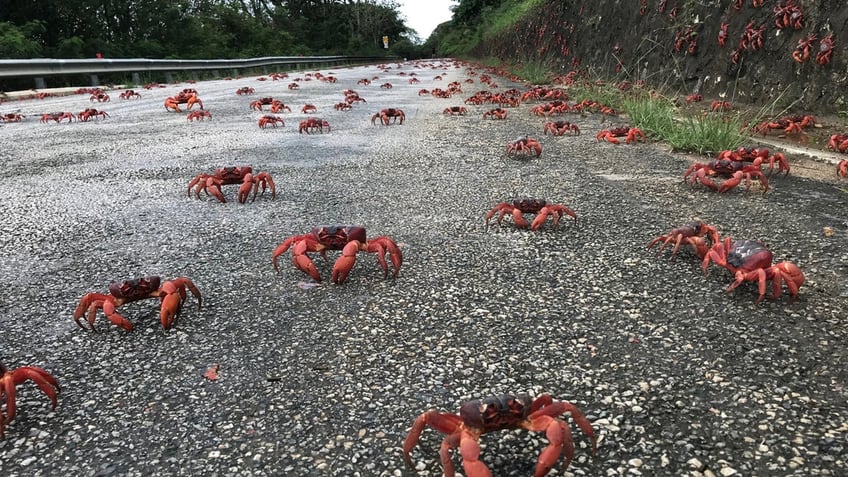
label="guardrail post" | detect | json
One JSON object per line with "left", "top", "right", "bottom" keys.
{"left": 90, "top": 74, "right": 100, "bottom": 86}
{"left": 132, "top": 73, "right": 141, "bottom": 85}
{"left": 211, "top": 70, "right": 219, "bottom": 78}
{"left": 165, "top": 72, "right": 174, "bottom": 84}
{"left": 35, "top": 77, "right": 46, "bottom": 89}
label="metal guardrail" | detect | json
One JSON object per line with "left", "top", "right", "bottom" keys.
{"left": 0, "top": 55, "right": 397, "bottom": 80}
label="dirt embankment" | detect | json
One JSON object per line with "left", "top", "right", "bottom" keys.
{"left": 476, "top": 0, "right": 848, "bottom": 114}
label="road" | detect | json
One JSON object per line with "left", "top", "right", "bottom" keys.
{"left": 1, "top": 60, "right": 847, "bottom": 476}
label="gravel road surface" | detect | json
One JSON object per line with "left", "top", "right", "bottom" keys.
{"left": 1, "top": 60, "right": 847, "bottom": 477}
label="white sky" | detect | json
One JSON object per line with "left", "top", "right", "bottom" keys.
{"left": 398, "top": 0, "right": 455, "bottom": 40}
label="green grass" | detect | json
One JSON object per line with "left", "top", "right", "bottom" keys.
{"left": 492, "top": 58, "right": 749, "bottom": 155}
{"left": 621, "top": 96, "right": 747, "bottom": 155}
{"left": 482, "top": 0, "right": 547, "bottom": 40}
{"left": 513, "top": 61, "right": 551, "bottom": 84}
{"left": 663, "top": 115, "right": 747, "bottom": 155}
{"left": 623, "top": 96, "right": 676, "bottom": 137}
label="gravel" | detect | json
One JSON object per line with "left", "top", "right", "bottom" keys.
{"left": 1, "top": 60, "right": 847, "bottom": 477}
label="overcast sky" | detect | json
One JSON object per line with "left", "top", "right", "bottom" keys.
{"left": 398, "top": 0, "right": 454, "bottom": 40}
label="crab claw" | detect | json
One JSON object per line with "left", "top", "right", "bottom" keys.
{"left": 73, "top": 293, "right": 109, "bottom": 331}
{"left": 204, "top": 178, "right": 226, "bottom": 203}
{"left": 366, "top": 236, "right": 403, "bottom": 279}
{"left": 252, "top": 172, "right": 276, "bottom": 202}
{"left": 293, "top": 240, "right": 323, "bottom": 282}
{"left": 102, "top": 299, "right": 134, "bottom": 331}
{"left": 332, "top": 240, "right": 361, "bottom": 284}
{"left": 160, "top": 277, "right": 201, "bottom": 329}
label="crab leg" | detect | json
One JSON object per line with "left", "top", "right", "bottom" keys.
{"left": 402, "top": 411, "right": 464, "bottom": 469}
{"left": 1, "top": 366, "right": 60, "bottom": 427}
{"left": 458, "top": 429, "right": 492, "bottom": 477}
{"left": 73, "top": 293, "right": 110, "bottom": 330}
{"left": 521, "top": 414, "right": 575, "bottom": 476}
{"left": 203, "top": 178, "right": 227, "bottom": 202}
{"left": 367, "top": 236, "right": 403, "bottom": 278}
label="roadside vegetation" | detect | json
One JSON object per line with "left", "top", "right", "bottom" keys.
{"left": 0, "top": 0, "right": 433, "bottom": 90}
{"left": 433, "top": 0, "right": 751, "bottom": 155}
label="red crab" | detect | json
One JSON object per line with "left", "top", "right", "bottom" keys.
{"left": 187, "top": 166, "right": 276, "bottom": 203}
{"left": 596, "top": 127, "right": 645, "bottom": 144}
{"left": 258, "top": 115, "right": 285, "bottom": 129}
{"left": 73, "top": 276, "right": 202, "bottom": 332}
{"left": 506, "top": 135, "right": 543, "bottom": 157}
{"left": 270, "top": 101, "right": 291, "bottom": 113}
{"left": 164, "top": 92, "right": 202, "bottom": 112}
{"left": 40, "top": 112, "right": 75, "bottom": 123}
{"left": 380, "top": 82, "right": 393, "bottom": 89}
{"left": 443, "top": 106, "right": 467, "bottom": 116}
{"left": 702, "top": 238, "right": 804, "bottom": 302}
{"left": 648, "top": 221, "right": 720, "bottom": 260}
{"left": 250, "top": 97, "right": 275, "bottom": 110}
{"left": 371, "top": 108, "right": 405, "bottom": 125}
{"left": 838, "top": 160, "right": 848, "bottom": 177}
{"left": 272, "top": 226, "right": 402, "bottom": 284}
{"left": 119, "top": 89, "right": 141, "bottom": 100}
{"left": 89, "top": 92, "right": 110, "bottom": 102}
{"left": 236, "top": 86, "right": 255, "bottom": 95}
{"left": 710, "top": 100, "right": 732, "bottom": 112}
{"left": 684, "top": 159, "right": 769, "bottom": 193}
{"left": 685, "top": 94, "right": 703, "bottom": 103}
{"left": 816, "top": 34, "right": 835, "bottom": 66}
{"left": 718, "top": 23, "right": 729, "bottom": 47}
{"left": 482, "top": 108, "right": 508, "bottom": 120}
{"left": 77, "top": 108, "right": 109, "bottom": 122}
{"left": 298, "top": 117, "right": 330, "bottom": 134}
{"left": 287, "top": 82, "right": 300, "bottom": 90}
{"left": 485, "top": 198, "right": 577, "bottom": 230}
{"left": 403, "top": 394, "right": 596, "bottom": 477}
{"left": 793, "top": 34, "right": 818, "bottom": 63}
{"left": 0, "top": 113, "right": 24, "bottom": 123}
{"left": 720, "top": 147, "right": 790, "bottom": 176}
{"left": 830, "top": 134, "right": 848, "bottom": 153}
{"left": 543, "top": 121, "right": 580, "bottom": 136}
{"left": 0, "top": 362, "right": 60, "bottom": 438}
{"left": 187, "top": 110, "right": 212, "bottom": 121}
{"left": 754, "top": 115, "right": 816, "bottom": 136}
{"left": 334, "top": 102, "right": 352, "bottom": 111}
{"left": 773, "top": 0, "right": 803, "bottom": 30}
{"left": 301, "top": 104, "right": 318, "bottom": 114}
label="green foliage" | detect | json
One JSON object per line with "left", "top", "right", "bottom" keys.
{"left": 623, "top": 96, "right": 677, "bottom": 138}
{"left": 480, "top": 0, "right": 546, "bottom": 40}
{"left": 663, "top": 115, "right": 747, "bottom": 155}
{"left": 0, "top": 1, "right": 409, "bottom": 60}
{"left": 513, "top": 61, "right": 551, "bottom": 84}
{"left": 0, "top": 21, "right": 43, "bottom": 58}
{"left": 623, "top": 96, "right": 746, "bottom": 154}
{"left": 53, "top": 36, "right": 85, "bottom": 58}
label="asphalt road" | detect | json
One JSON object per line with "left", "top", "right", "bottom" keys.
{"left": 1, "top": 60, "right": 847, "bottom": 477}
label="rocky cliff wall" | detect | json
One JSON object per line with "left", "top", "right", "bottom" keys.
{"left": 474, "top": 0, "right": 848, "bottom": 113}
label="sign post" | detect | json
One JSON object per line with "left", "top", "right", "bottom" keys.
{"left": 382, "top": 36, "right": 389, "bottom": 49}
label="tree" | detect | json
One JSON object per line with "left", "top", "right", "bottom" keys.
{"left": 0, "top": 21, "right": 44, "bottom": 58}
